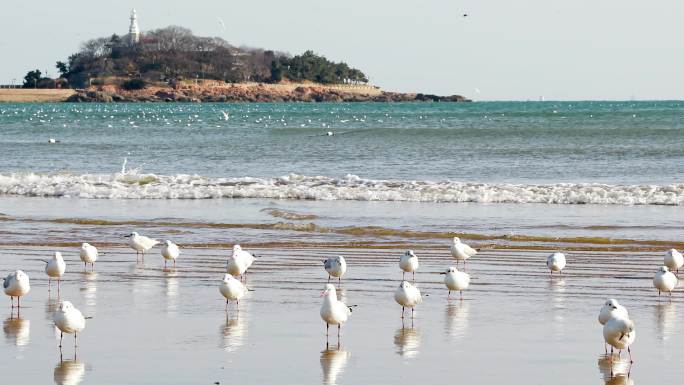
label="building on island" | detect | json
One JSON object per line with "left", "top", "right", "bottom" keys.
{"left": 129, "top": 9, "right": 140, "bottom": 45}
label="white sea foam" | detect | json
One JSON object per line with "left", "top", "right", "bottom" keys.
{"left": 0, "top": 172, "right": 682, "bottom": 205}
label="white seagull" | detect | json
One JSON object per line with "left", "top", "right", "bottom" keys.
{"left": 394, "top": 281, "right": 422, "bottom": 318}
{"left": 227, "top": 245, "right": 256, "bottom": 281}
{"left": 3, "top": 270, "right": 31, "bottom": 308}
{"left": 324, "top": 256, "right": 347, "bottom": 284}
{"left": 79, "top": 243, "right": 98, "bottom": 270}
{"left": 399, "top": 250, "right": 419, "bottom": 282}
{"left": 546, "top": 252, "right": 566, "bottom": 276}
{"left": 603, "top": 312, "right": 636, "bottom": 362}
{"left": 664, "top": 249, "right": 683, "bottom": 274}
{"left": 220, "top": 110, "right": 229, "bottom": 120}
{"left": 124, "top": 232, "right": 159, "bottom": 262}
{"left": 653, "top": 266, "right": 678, "bottom": 298}
{"left": 598, "top": 299, "right": 629, "bottom": 353}
{"left": 53, "top": 300, "right": 88, "bottom": 348}
{"left": 219, "top": 273, "right": 248, "bottom": 312}
{"left": 450, "top": 237, "right": 477, "bottom": 270}
{"left": 43, "top": 252, "right": 66, "bottom": 293}
{"left": 441, "top": 266, "right": 470, "bottom": 300}
{"left": 161, "top": 240, "right": 181, "bottom": 268}
{"left": 320, "top": 284, "right": 353, "bottom": 339}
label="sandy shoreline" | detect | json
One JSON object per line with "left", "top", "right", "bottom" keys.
{"left": 0, "top": 89, "right": 76, "bottom": 103}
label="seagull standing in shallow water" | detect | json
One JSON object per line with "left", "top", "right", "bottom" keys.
{"left": 546, "top": 252, "right": 566, "bottom": 276}
{"left": 3, "top": 270, "right": 30, "bottom": 309}
{"left": 450, "top": 237, "right": 477, "bottom": 270}
{"left": 124, "top": 232, "right": 159, "bottom": 262}
{"left": 320, "top": 284, "right": 353, "bottom": 341}
{"left": 227, "top": 245, "right": 255, "bottom": 281}
{"left": 219, "top": 274, "right": 248, "bottom": 313}
{"left": 43, "top": 252, "right": 66, "bottom": 294}
{"left": 399, "top": 250, "right": 419, "bottom": 282}
{"left": 598, "top": 299, "right": 629, "bottom": 354}
{"left": 324, "top": 256, "right": 347, "bottom": 285}
{"left": 394, "top": 281, "right": 422, "bottom": 319}
{"left": 653, "top": 266, "right": 678, "bottom": 298}
{"left": 161, "top": 240, "right": 180, "bottom": 268}
{"left": 441, "top": 266, "right": 470, "bottom": 300}
{"left": 664, "top": 249, "right": 683, "bottom": 274}
{"left": 603, "top": 312, "right": 636, "bottom": 363}
{"left": 79, "top": 243, "right": 98, "bottom": 270}
{"left": 53, "top": 300, "right": 88, "bottom": 349}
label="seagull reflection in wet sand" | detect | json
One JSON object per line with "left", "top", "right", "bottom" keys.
{"left": 219, "top": 314, "right": 248, "bottom": 353}
{"left": 80, "top": 271, "right": 97, "bottom": 308}
{"left": 445, "top": 301, "right": 469, "bottom": 340}
{"left": 320, "top": 344, "right": 350, "bottom": 385}
{"left": 54, "top": 358, "right": 86, "bottom": 385}
{"left": 655, "top": 301, "right": 677, "bottom": 341}
{"left": 598, "top": 354, "right": 633, "bottom": 385}
{"left": 394, "top": 320, "right": 420, "bottom": 359}
{"left": 3, "top": 315, "right": 30, "bottom": 347}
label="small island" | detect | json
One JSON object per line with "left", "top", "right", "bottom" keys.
{"left": 2, "top": 10, "right": 469, "bottom": 103}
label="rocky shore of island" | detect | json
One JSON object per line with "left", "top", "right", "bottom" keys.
{"left": 64, "top": 82, "right": 470, "bottom": 103}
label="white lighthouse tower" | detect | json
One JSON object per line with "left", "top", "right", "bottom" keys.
{"left": 129, "top": 8, "right": 140, "bottom": 44}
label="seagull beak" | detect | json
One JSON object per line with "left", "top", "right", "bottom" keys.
{"left": 123, "top": 234, "right": 132, "bottom": 238}
{"left": 439, "top": 272, "right": 446, "bottom": 275}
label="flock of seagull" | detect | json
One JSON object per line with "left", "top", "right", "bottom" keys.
{"left": 2, "top": 231, "right": 683, "bottom": 362}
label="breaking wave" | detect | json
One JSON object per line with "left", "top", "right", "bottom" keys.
{"left": 0, "top": 172, "right": 682, "bottom": 205}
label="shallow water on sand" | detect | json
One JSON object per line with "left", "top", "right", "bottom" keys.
{"left": 1, "top": 241, "right": 682, "bottom": 384}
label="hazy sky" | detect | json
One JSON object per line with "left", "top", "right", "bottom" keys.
{"left": 2, "top": 0, "right": 683, "bottom": 100}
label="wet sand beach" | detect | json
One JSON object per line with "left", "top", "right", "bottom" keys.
{"left": 1, "top": 204, "right": 682, "bottom": 384}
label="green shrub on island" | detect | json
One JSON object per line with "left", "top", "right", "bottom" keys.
{"left": 51, "top": 26, "right": 368, "bottom": 88}
{"left": 21, "top": 69, "right": 68, "bottom": 89}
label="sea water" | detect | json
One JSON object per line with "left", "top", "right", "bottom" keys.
{"left": 1, "top": 101, "right": 684, "bottom": 385}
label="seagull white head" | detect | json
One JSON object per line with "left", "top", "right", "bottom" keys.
{"left": 453, "top": 237, "right": 461, "bottom": 243}
{"left": 604, "top": 298, "right": 620, "bottom": 309}
{"left": 15, "top": 270, "right": 29, "bottom": 282}
{"left": 222, "top": 273, "right": 234, "bottom": 282}
{"left": 659, "top": 266, "right": 670, "bottom": 273}
{"left": 58, "top": 301, "right": 75, "bottom": 312}
{"left": 81, "top": 243, "right": 90, "bottom": 248}
{"left": 124, "top": 232, "right": 139, "bottom": 238}
{"left": 233, "top": 245, "right": 242, "bottom": 252}
{"left": 399, "top": 281, "right": 412, "bottom": 289}
{"left": 54, "top": 251, "right": 63, "bottom": 260}
{"left": 164, "top": 240, "right": 173, "bottom": 246}
{"left": 406, "top": 250, "right": 415, "bottom": 257}
{"left": 321, "top": 283, "right": 336, "bottom": 297}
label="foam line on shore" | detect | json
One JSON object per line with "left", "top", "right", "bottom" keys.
{"left": 0, "top": 172, "right": 682, "bottom": 205}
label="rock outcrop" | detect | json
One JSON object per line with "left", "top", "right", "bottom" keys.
{"left": 65, "top": 83, "right": 470, "bottom": 103}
